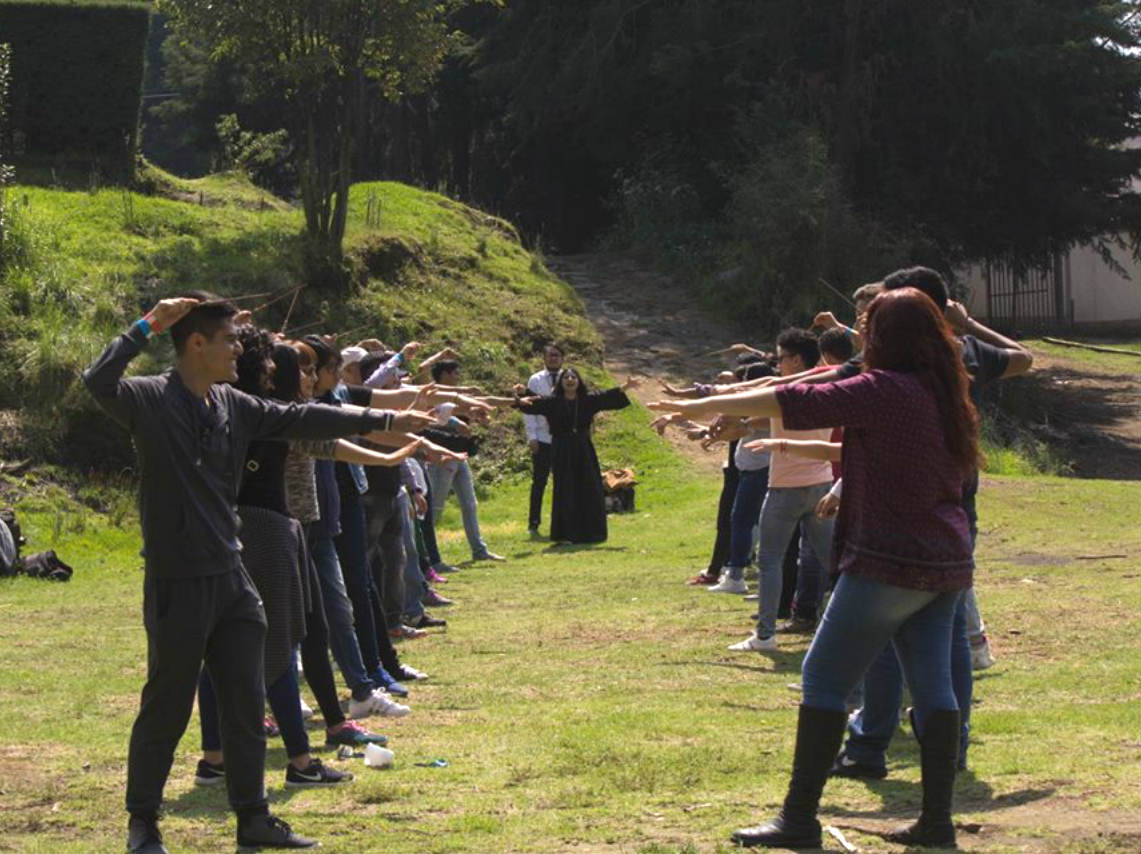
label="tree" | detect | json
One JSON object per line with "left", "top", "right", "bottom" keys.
{"left": 0, "top": 42, "right": 14, "bottom": 263}
{"left": 158, "top": 0, "right": 470, "bottom": 277}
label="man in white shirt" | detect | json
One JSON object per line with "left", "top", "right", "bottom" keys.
{"left": 523, "top": 344, "right": 564, "bottom": 535}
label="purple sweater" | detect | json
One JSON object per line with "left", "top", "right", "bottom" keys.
{"left": 776, "top": 370, "right": 973, "bottom": 592}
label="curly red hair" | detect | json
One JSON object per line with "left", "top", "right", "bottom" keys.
{"left": 863, "top": 288, "right": 979, "bottom": 475}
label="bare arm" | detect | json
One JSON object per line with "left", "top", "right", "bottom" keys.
{"left": 333, "top": 437, "right": 422, "bottom": 466}
{"left": 647, "top": 387, "right": 782, "bottom": 420}
{"left": 945, "top": 301, "right": 1033, "bottom": 377}
{"left": 745, "top": 438, "right": 842, "bottom": 462}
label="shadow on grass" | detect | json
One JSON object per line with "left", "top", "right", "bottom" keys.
{"left": 539, "top": 543, "right": 629, "bottom": 554}
{"left": 826, "top": 770, "right": 1039, "bottom": 822}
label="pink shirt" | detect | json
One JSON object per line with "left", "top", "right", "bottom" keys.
{"left": 767, "top": 417, "right": 834, "bottom": 488}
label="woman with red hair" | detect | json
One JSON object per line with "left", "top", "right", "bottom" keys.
{"left": 649, "top": 288, "right": 978, "bottom": 849}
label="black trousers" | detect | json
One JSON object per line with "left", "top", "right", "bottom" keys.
{"left": 126, "top": 568, "right": 267, "bottom": 816}
{"left": 528, "top": 442, "right": 552, "bottom": 530}
{"left": 707, "top": 465, "right": 740, "bottom": 573}
{"left": 361, "top": 489, "right": 405, "bottom": 629}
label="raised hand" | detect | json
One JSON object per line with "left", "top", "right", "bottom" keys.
{"left": 147, "top": 297, "right": 200, "bottom": 331}
{"left": 408, "top": 382, "right": 438, "bottom": 412}
{"left": 424, "top": 445, "right": 467, "bottom": 464}
{"left": 400, "top": 340, "right": 423, "bottom": 360}
{"left": 356, "top": 338, "right": 387, "bottom": 352}
{"left": 813, "top": 311, "right": 840, "bottom": 331}
{"left": 649, "top": 413, "right": 675, "bottom": 435}
{"left": 233, "top": 310, "right": 254, "bottom": 326}
{"left": 513, "top": 383, "right": 527, "bottom": 396}
{"left": 943, "top": 300, "right": 971, "bottom": 335}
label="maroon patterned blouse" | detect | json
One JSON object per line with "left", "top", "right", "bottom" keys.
{"left": 776, "top": 370, "right": 973, "bottom": 592}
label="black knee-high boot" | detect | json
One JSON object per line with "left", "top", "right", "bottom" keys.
{"left": 732, "top": 705, "right": 848, "bottom": 849}
{"left": 887, "top": 708, "right": 960, "bottom": 847}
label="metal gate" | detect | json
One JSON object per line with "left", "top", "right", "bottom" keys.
{"left": 984, "top": 256, "right": 1068, "bottom": 332}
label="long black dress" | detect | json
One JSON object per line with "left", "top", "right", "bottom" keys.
{"left": 517, "top": 388, "right": 630, "bottom": 543}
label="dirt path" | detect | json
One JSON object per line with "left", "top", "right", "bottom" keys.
{"left": 549, "top": 252, "right": 749, "bottom": 475}
{"left": 994, "top": 345, "right": 1141, "bottom": 479}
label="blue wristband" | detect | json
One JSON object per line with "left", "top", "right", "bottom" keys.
{"left": 137, "top": 317, "right": 154, "bottom": 339}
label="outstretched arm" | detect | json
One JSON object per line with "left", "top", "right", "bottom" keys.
{"left": 648, "top": 386, "right": 782, "bottom": 420}
{"left": 334, "top": 437, "right": 423, "bottom": 467}
{"left": 744, "top": 438, "right": 842, "bottom": 462}
{"left": 944, "top": 301, "right": 1033, "bottom": 378}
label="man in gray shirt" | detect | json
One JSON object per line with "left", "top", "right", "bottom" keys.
{"left": 84, "top": 294, "right": 429, "bottom": 854}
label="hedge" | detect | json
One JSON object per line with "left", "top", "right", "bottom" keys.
{"left": 0, "top": 1, "right": 150, "bottom": 181}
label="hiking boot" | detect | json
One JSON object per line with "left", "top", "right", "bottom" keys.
{"left": 326, "top": 720, "right": 387, "bottom": 748}
{"left": 236, "top": 812, "right": 317, "bottom": 849}
{"left": 731, "top": 705, "right": 848, "bottom": 848}
{"left": 284, "top": 758, "right": 354, "bottom": 789}
{"left": 194, "top": 759, "right": 225, "bottom": 787}
{"left": 127, "top": 815, "right": 168, "bottom": 854}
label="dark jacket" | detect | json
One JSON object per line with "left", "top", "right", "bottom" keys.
{"left": 83, "top": 322, "right": 396, "bottom": 579}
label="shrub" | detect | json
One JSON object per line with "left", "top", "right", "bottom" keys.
{"left": 0, "top": 1, "right": 150, "bottom": 181}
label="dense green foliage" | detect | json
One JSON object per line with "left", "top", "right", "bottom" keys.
{"left": 0, "top": 0, "right": 150, "bottom": 180}
{"left": 157, "top": 0, "right": 472, "bottom": 269}
{"left": 138, "top": 1, "right": 1141, "bottom": 330}
{"left": 0, "top": 172, "right": 598, "bottom": 475}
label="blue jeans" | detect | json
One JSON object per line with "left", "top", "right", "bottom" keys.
{"left": 428, "top": 459, "right": 490, "bottom": 559}
{"left": 398, "top": 490, "right": 426, "bottom": 620}
{"left": 334, "top": 493, "right": 381, "bottom": 675}
{"left": 308, "top": 530, "right": 374, "bottom": 701}
{"left": 844, "top": 591, "right": 974, "bottom": 764}
{"left": 755, "top": 484, "right": 834, "bottom": 638}
{"left": 724, "top": 467, "right": 768, "bottom": 580}
{"left": 802, "top": 574, "right": 960, "bottom": 721}
{"left": 793, "top": 525, "right": 825, "bottom": 620}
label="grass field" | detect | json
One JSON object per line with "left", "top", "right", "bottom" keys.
{"left": 0, "top": 394, "right": 1137, "bottom": 853}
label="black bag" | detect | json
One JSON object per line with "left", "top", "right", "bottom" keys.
{"left": 0, "top": 508, "right": 25, "bottom": 576}
{"left": 20, "top": 550, "right": 74, "bottom": 582}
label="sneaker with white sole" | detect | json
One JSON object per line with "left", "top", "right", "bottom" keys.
{"left": 299, "top": 698, "right": 314, "bottom": 720}
{"left": 348, "top": 689, "right": 410, "bottom": 719}
{"left": 970, "top": 635, "right": 996, "bottom": 670}
{"left": 397, "top": 664, "right": 429, "bottom": 681}
{"left": 708, "top": 574, "right": 748, "bottom": 594}
{"left": 284, "top": 758, "right": 353, "bottom": 789}
{"left": 728, "top": 633, "right": 778, "bottom": 652}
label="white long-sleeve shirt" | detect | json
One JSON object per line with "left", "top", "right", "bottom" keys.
{"left": 523, "top": 368, "right": 559, "bottom": 444}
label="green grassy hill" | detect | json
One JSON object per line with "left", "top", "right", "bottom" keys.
{"left": 0, "top": 169, "right": 616, "bottom": 480}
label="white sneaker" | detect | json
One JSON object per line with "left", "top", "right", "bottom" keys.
{"left": 348, "top": 689, "right": 411, "bottom": 719}
{"left": 299, "top": 698, "right": 314, "bottom": 721}
{"left": 708, "top": 575, "right": 748, "bottom": 594}
{"left": 399, "top": 664, "right": 429, "bottom": 681}
{"left": 971, "top": 637, "right": 996, "bottom": 670}
{"left": 743, "top": 593, "right": 759, "bottom": 601}
{"left": 728, "top": 633, "right": 778, "bottom": 652}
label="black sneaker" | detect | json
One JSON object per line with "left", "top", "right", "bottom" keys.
{"left": 127, "top": 815, "right": 168, "bottom": 854}
{"left": 236, "top": 812, "right": 318, "bottom": 849}
{"left": 412, "top": 613, "right": 447, "bottom": 629}
{"left": 829, "top": 748, "right": 888, "bottom": 779}
{"left": 284, "top": 758, "right": 354, "bottom": 789}
{"left": 194, "top": 759, "right": 225, "bottom": 787}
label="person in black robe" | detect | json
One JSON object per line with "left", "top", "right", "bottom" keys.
{"left": 514, "top": 368, "right": 637, "bottom": 543}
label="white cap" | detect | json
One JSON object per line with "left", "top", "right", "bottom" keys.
{"left": 341, "top": 346, "right": 368, "bottom": 367}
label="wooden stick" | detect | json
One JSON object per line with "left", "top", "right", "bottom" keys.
{"left": 1041, "top": 337, "right": 1141, "bottom": 357}
{"left": 818, "top": 277, "right": 858, "bottom": 309}
{"left": 279, "top": 286, "right": 303, "bottom": 334}
{"left": 285, "top": 318, "right": 324, "bottom": 335}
